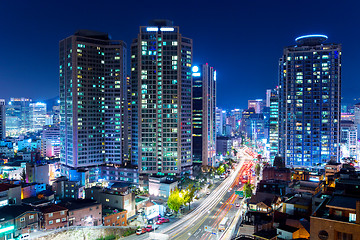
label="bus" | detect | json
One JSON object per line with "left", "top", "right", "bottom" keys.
{"left": 218, "top": 217, "right": 229, "bottom": 231}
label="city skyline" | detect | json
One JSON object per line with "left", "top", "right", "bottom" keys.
{"left": 1, "top": 0, "right": 360, "bottom": 109}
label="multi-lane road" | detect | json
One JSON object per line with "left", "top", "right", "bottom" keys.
{"left": 164, "top": 160, "right": 253, "bottom": 240}
{"left": 126, "top": 149, "right": 254, "bottom": 240}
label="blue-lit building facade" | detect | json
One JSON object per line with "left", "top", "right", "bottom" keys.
{"left": 269, "top": 88, "right": 279, "bottom": 163}
{"left": 192, "top": 64, "right": 216, "bottom": 167}
{"left": 279, "top": 35, "right": 341, "bottom": 167}
{"left": 131, "top": 20, "right": 193, "bottom": 176}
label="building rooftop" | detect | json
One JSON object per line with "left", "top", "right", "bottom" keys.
{"left": 74, "top": 30, "right": 110, "bottom": 40}
{"left": 0, "top": 205, "right": 38, "bottom": 221}
{"left": 39, "top": 204, "right": 68, "bottom": 214}
{"left": 59, "top": 199, "right": 100, "bottom": 211}
{"left": 277, "top": 224, "right": 299, "bottom": 233}
{"left": 0, "top": 183, "right": 20, "bottom": 191}
{"left": 253, "top": 229, "right": 278, "bottom": 240}
{"left": 326, "top": 195, "right": 359, "bottom": 210}
{"left": 103, "top": 208, "right": 126, "bottom": 216}
{"left": 295, "top": 34, "right": 328, "bottom": 46}
{"left": 285, "top": 196, "right": 312, "bottom": 206}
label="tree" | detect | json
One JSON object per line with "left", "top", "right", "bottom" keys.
{"left": 216, "top": 165, "right": 225, "bottom": 175}
{"left": 183, "top": 184, "right": 196, "bottom": 210}
{"left": 167, "top": 188, "right": 184, "bottom": 213}
{"left": 244, "top": 182, "right": 254, "bottom": 198}
{"left": 255, "top": 163, "right": 261, "bottom": 176}
{"left": 20, "top": 169, "right": 26, "bottom": 182}
{"left": 2, "top": 172, "right": 8, "bottom": 179}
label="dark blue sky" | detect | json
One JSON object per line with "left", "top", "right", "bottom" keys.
{"left": 0, "top": 0, "right": 359, "bottom": 109}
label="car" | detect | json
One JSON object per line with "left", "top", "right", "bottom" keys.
{"left": 228, "top": 188, "right": 232, "bottom": 192}
{"left": 235, "top": 203, "right": 240, "bottom": 207}
{"left": 146, "top": 225, "right": 153, "bottom": 232}
{"left": 20, "top": 234, "right": 30, "bottom": 240}
{"left": 207, "top": 191, "right": 211, "bottom": 195}
{"left": 136, "top": 228, "right": 146, "bottom": 235}
{"left": 159, "top": 217, "right": 169, "bottom": 223}
{"left": 165, "top": 212, "right": 173, "bottom": 217}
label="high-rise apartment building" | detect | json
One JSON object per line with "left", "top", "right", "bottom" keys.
{"left": 131, "top": 20, "right": 193, "bottom": 176}
{"left": 269, "top": 88, "right": 279, "bottom": 163}
{"left": 60, "top": 30, "right": 127, "bottom": 168}
{"left": 192, "top": 64, "right": 216, "bottom": 166}
{"left": 279, "top": 35, "right": 341, "bottom": 167}
{"left": 0, "top": 99, "right": 5, "bottom": 139}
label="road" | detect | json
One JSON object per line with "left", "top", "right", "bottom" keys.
{"left": 126, "top": 149, "right": 254, "bottom": 240}
{"left": 161, "top": 151, "right": 253, "bottom": 240}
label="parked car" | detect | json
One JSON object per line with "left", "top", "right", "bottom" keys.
{"left": 136, "top": 228, "right": 146, "bottom": 235}
{"left": 159, "top": 217, "right": 169, "bottom": 223}
{"left": 165, "top": 212, "right": 173, "bottom": 217}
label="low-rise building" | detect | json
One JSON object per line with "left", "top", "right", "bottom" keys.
{"left": 262, "top": 167, "right": 291, "bottom": 182}
{"left": 0, "top": 183, "right": 21, "bottom": 206}
{"left": 39, "top": 204, "right": 68, "bottom": 230}
{"left": 0, "top": 205, "right": 40, "bottom": 240}
{"left": 282, "top": 195, "right": 312, "bottom": 218}
{"left": 85, "top": 187, "right": 136, "bottom": 217}
{"left": 148, "top": 176, "right": 178, "bottom": 199}
{"left": 52, "top": 177, "right": 84, "bottom": 199}
{"left": 59, "top": 199, "right": 101, "bottom": 227}
{"left": 310, "top": 195, "right": 360, "bottom": 240}
{"left": 103, "top": 208, "right": 127, "bottom": 226}
{"left": 21, "top": 182, "right": 46, "bottom": 199}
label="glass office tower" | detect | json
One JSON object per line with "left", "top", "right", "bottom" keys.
{"left": 131, "top": 20, "right": 193, "bottom": 176}
{"left": 279, "top": 35, "right": 341, "bottom": 167}
{"left": 60, "top": 30, "right": 127, "bottom": 168}
{"left": 192, "top": 64, "right": 216, "bottom": 167}
{"left": 269, "top": 87, "right": 279, "bottom": 164}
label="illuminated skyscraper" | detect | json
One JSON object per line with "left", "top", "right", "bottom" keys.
{"left": 60, "top": 30, "right": 127, "bottom": 168}
{"left": 279, "top": 35, "right": 341, "bottom": 167}
{"left": 5, "top": 98, "right": 32, "bottom": 136}
{"left": 30, "top": 102, "right": 47, "bottom": 131}
{"left": 0, "top": 99, "right": 5, "bottom": 139}
{"left": 269, "top": 87, "right": 279, "bottom": 163}
{"left": 192, "top": 64, "right": 216, "bottom": 166}
{"left": 131, "top": 20, "right": 193, "bottom": 176}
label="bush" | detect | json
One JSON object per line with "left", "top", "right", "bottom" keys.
{"left": 96, "top": 235, "right": 116, "bottom": 240}
{"left": 122, "top": 229, "right": 136, "bottom": 237}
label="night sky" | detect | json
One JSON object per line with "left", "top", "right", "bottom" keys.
{"left": 0, "top": 0, "right": 359, "bottom": 109}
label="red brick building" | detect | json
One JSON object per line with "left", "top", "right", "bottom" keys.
{"left": 59, "top": 199, "right": 102, "bottom": 227}
{"left": 39, "top": 204, "right": 68, "bottom": 230}
{"left": 262, "top": 167, "right": 291, "bottom": 181}
{"left": 103, "top": 208, "right": 127, "bottom": 226}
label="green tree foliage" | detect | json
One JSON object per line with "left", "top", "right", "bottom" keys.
{"left": 183, "top": 184, "right": 196, "bottom": 210}
{"left": 255, "top": 163, "right": 261, "bottom": 176}
{"left": 216, "top": 165, "right": 225, "bottom": 175}
{"left": 244, "top": 182, "right": 254, "bottom": 198}
{"left": 167, "top": 188, "right": 184, "bottom": 213}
